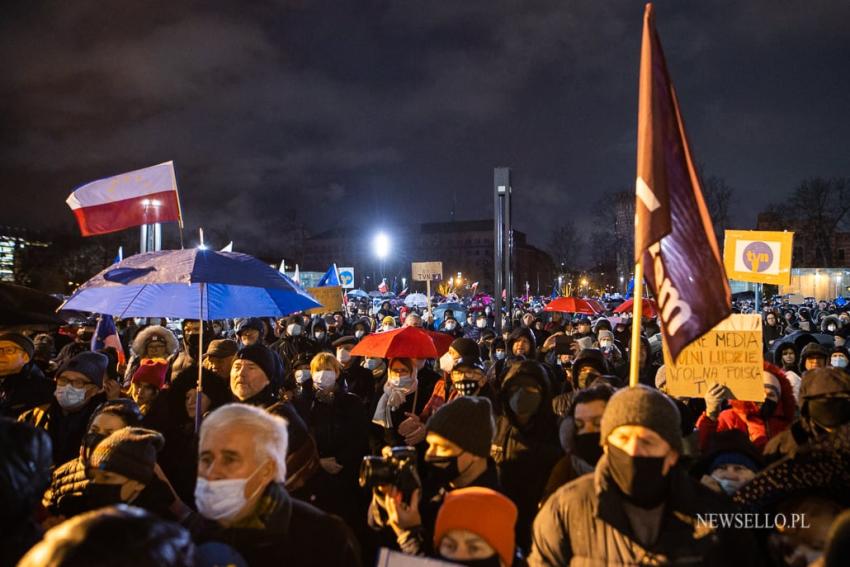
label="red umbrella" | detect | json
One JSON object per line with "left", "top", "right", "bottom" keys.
{"left": 350, "top": 326, "right": 439, "bottom": 359}
{"left": 544, "top": 296, "right": 600, "bottom": 315}
{"left": 424, "top": 330, "right": 454, "bottom": 356}
{"left": 613, "top": 297, "right": 659, "bottom": 318}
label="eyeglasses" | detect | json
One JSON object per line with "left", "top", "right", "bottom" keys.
{"left": 0, "top": 346, "right": 23, "bottom": 356}
{"left": 56, "top": 376, "right": 93, "bottom": 389}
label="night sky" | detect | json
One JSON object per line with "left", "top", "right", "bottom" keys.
{"left": 2, "top": 1, "right": 848, "bottom": 257}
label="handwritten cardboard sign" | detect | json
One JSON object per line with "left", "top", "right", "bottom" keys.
{"left": 306, "top": 286, "right": 343, "bottom": 314}
{"left": 663, "top": 314, "right": 764, "bottom": 401}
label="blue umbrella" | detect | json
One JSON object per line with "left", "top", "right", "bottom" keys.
{"left": 61, "top": 249, "right": 321, "bottom": 432}
{"left": 346, "top": 289, "right": 369, "bottom": 299}
{"left": 61, "top": 249, "right": 320, "bottom": 319}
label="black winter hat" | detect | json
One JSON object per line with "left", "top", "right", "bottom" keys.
{"left": 0, "top": 333, "right": 34, "bottom": 359}
{"left": 600, "top": 385, "right": 683, "bottom": 454}
{"left": 171, "top": 365, "right": 233, "bottom": 411}
{"left": 450, "top": 338, "right": 481, "bottom": 360}
{"left": 89, "top": 427, "right": 165, "bottom": 484}
{"left": 236, "top": 318, "right": 265, "bottom": 338}
{"left": 58, "top": 351, "right": 109, "bottom": 387}
{"left": 332, "top": 336, "right": 357, "bottom": 348}
{"left": 234, "top": 344, "right": 275, "bottom": 383}
{"left": 426, "top": 396, "right": 494, "bottom": 458}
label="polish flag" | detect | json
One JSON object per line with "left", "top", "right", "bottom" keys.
{"left": 378, "top": 279, "right": 389, "bottom": 294}
{"left": 66, "top": 161, "right": 182, "bottom": 236}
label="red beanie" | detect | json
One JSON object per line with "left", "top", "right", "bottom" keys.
{"left": 131, "top": 358, "right": 168, "bottom": 389}
{"left": 434, "top": 487, "right": 517, "bottom": 566}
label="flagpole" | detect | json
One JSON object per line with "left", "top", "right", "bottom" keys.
{"left": 170, "top": 161, "right": 186, "bottom": 250}
{"left": 628, "top": 259, "right": 645, "bottom": 387}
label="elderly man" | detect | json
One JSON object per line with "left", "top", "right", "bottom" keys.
{"left": 193, "top": 404, "right": 360, "bottom": 566}
{"left": 0, "top": 333, "right": 53, "bottom": 418}
{"left": 530, "top": 385, "right": 758, "bottom": 566}
{"left": 202, "top": 339, "right": 238, "bottom": 380}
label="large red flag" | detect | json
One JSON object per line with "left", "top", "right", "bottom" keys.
{"left": 635, "top": 3, "right": 731, "bottom": 361}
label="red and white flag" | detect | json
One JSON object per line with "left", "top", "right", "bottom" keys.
{"left": 66, "top": 161, "right": 182, "bottom": 236}
{"left": 378, "top": 279, "right": 389, "bottom": 294}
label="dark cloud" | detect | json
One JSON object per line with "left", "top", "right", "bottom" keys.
{"left": 1, "top": 1, "right": 848, "bottom": 255}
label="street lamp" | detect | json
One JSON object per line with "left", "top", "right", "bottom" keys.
{"left": 373, "top": 232, "right": 390, "bottom": 259}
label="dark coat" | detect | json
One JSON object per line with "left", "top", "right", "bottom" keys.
{"left": 271, "top": 335, "right": 317, "bottom": 369}
{"left": 341, "top": 362, "right": 377, "bottom": 407}
{"left": 305, "top": 386, "right": 369, "bottom": 483}
{"left": 0, "top": 362, "right": 54, "bottom": 419}
{"left": 43, "top": 457, "right": 89, "bottom": 518}
{"left": 192, "top": 482, "right": 361, "bottom": 567}
{"left": 530, "top": 460, "right": 760, "bottom": 566}
{"left": 19, "top": 393, "right": 107, "bottom": 466}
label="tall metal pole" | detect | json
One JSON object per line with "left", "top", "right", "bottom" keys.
{"left": 503, "top": 169, "right": 514, "bottom": 318}
{"left": 494, "top": 168, "right": 509, "bottom": 333}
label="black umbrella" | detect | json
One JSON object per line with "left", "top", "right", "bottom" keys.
{"left": 0, "top": 282, "right": 67, "bottom": 330}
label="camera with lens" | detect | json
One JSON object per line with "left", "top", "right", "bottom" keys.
{"left": 359, "top": 446, "right": 421, "bottom": 501}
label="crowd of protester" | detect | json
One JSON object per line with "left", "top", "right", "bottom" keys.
{"left": 2, "top": 293, "right": 850, "bottom": 566}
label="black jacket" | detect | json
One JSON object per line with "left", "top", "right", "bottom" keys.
{"left": 0, "top": 362, "right": 54, "bottom": 419}
{"left": 530, "top": 459, "right": 760, "bottom": 566}
{"left": 341, "top": 363, "right": 377, "bottom": 407}
{"left": 272, "top": 335, "right": 317, "bottom": 369}
{"left": 192, "top": 482, "right": 361, "bottom": 567}
{"left": 19, "top": 393, "right": 107, "bottom": 466}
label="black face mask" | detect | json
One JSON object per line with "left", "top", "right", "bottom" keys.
{"left": 79, "top": 332, "right": 94, "bottom": 343}
{"left": 184, "top": 334, "right": 201, "bottom": 356}
{"left": 453, "top": 380, "right": 480, "bottom": 397}
{"left": 808, "top": 397, "right": 850, "bottom": 429}
{"left": 760, "top": 398, "right": 779, "bottom": 419}
{"left": 82, "top": 432, "right": 107, "bottom": 463}
{"left": 427, "top": 455, "right": 461, "bottom": 486}
{"left": 445, "top": 555, "right": 501, "bottom": 567}
{"left": 573, "top": 432, "right": 603, "bottom": 465}
{"left": 85, "top": 483, "right": 125, "bottom": 508}
{"left": 606, "top": 444, "right": 670, "bottom": 508}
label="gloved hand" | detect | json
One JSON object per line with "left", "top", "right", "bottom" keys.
{"left": 704, "top": 383, "right": 732, "bottom": 420}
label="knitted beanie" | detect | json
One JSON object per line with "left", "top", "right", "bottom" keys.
{"left": 89, "top": 427, "right": 165, "bottom": 483}
{"left": 450, "top": 338, "right": 480, "bottom": 360}
{"left": 426, "top": 396, "right": 494, "bottom": 458}
{"left": 434, "top": 487, "right": 517, "bottom": 567}
{"left": 58, "top": 351, "right": 109, "bottom": 387}
{"left": 0, "top": 333, "right": 35, "bottom": 359}
{"left": 235, "top": 344, "right": 275, "bottom": 382}
{"left": 131, "top": 359, "right": 168, "bottom": 389}
{"left": 600, "top": 385, "right": 683, "bottom": 453}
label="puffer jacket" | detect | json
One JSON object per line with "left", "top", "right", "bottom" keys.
{"left": 43, "top": 457, "right": 89, "bottom": 517}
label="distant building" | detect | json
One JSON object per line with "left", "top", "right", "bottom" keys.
{"left": 0, "top": 227, "right": 50, "bottom": 283}
{"left": 757, "top": 212, "right": 850, "bottom": 268}
{"left": 298, "top": 220, "right": 555, "bottom": 294}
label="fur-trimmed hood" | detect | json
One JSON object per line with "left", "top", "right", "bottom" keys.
{"left": 131, "top": 325, "right": 178, "bottom": 357}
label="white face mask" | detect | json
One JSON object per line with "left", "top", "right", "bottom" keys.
{"left": 314, "top": 370, "right": 337, "bottom": 390}
{"left": 314, "top": 331, "right": 325, "bottom": 340}
{"left": 599, "top": 339, "right": 613, "bottom": 349}
{"left": 287, "top": 324, "right": 302, "bottom": 336}
{"left": 364, "top": 358, "right": 381, "bottom": 370}
{"left": 382, "top": 325, "right": 393, "bottom": 332}
{"left": 495, "top": 350, "right": 506, "bottom": 360}
{"left": 294, "top": 369, "right": 311, "bottom": 384}
{"left": 389, "top": 373, "right": 415, "bottom": 389}
{"left": 831, "top": 356, "right": 848, "bottom": 369}
{"left": 476, "top": 319, "right": 487, "bottom": 329}
{"left": 55, "top": 384, "right": 88, "bottom": 409}
{"left": 355, "top": 330, "right": 365, "bottom": 339}
{"left": 337, "top": 349, "right": 351, "bottom": 363}
{"left": 711, "top": 475, "right": 744, "bottom": 495}
{"left": 444, "top": 321, "right": 457, "bottom": 331}
{"left": 439, "top": 351, "right": 455, "bottom": 372}
{"left": 195, "top": 466, "right": 265, "bottom": 521}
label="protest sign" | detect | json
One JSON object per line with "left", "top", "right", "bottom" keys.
{"left": 724, "top": 230, "right": 794, "bottom": 285}
{"left": 306, "top": 285, "right": 343, "bottom": 314}
{"left": 376, "top": 548, "right": 455, "bottom": 566}
{"left": 412, "top": 262, "right": 443, "bottom": 281}
{"left": 663, "top": 314, "right": 764, "bottom": 401}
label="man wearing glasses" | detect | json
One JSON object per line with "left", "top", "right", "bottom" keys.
{"left": 20, "top": 351, "right": 108, "bottom": 466}
{"left": 0, "top": 333, "right": 53, "bottom": 419}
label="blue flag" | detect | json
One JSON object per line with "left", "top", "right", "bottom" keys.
{"left": 317, "top": 264, "right": 340, "bottom": 287}
{"left": 91, "top": 314, "right": 125, "bottom": 364}
{"left": 625, "top": 277, "right": 635, "bottom": 299}
{"left": 113, "top": 246, "right": 123, "bottom": 265}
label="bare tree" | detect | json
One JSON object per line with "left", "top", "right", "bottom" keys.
{"left": 547, "top": 221, "right": 584, "bottom": 272}
{"left": 700, "top": 174, "right": 735, "bottom": 239}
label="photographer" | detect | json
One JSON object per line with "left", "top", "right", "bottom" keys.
{"left": 367, "top": 396, "right": 501, "bottom": 555}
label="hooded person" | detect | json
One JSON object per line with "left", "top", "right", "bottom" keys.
{"left": 123, "top": 325, "right": 179, "bottom": 386}
{"left": 271, "top": 314, "right": 317, "bottom": 369}
{"left": 829, "top": 346, "right": 850, "bottom": 372}
{"left": 0, "top": 332, "right": 54, "bottom": 419}
{"left": 764, "top": 367, "right": 850, "bottom": 460}
{"left": 491, "top": 360, "right": 561, "bottom": 551}
{"left": 0, "top": 418, "right": 53, "bottom": 567}
{"left": 488, "top": 327, "right": 537, "bottom": 390}
{"left": 19, "top": 351, "right": 109, "bottom": 466}
{"left": 530, "top": 385, "right": 759, "bottom": 567}
{"left": 44, "top": 399, "right": 144, "bottom": 519}
{"left": 309, "top": 317, "right": 334, "bottom": 354}
{"left": 542, "top": 384, "right": 615, "bottom": 504}
{"left": 352, "top": 317, "right": 372, "bottom": 342}
{"left": 191, "top": 404, "right": 361, "bottom": 567}
{"left": 697, "top": 361, "right": 796, "bottom": 453}
{"left": 570, "top": 349, "right": 611, "bottom": 390}
{"left": 800, "top": 342, "right": 829, "bottom": 374}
